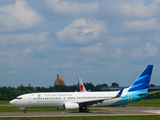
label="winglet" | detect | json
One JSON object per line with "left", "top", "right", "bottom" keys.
{"left": 114, "top": 88, "right": 124, "bottom": 98}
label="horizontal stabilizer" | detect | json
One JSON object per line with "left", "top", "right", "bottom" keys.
{"left": 114, "top": 88, "right": 124, "bottom": 98}
{"left": 139, "top": 90, "right": 160, "bottom": 96}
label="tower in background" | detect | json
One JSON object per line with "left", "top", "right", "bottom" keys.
{"left": 54, "top": 74, "right": 65, "bottom": 86}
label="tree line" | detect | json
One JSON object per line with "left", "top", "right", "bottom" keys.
{"left": 0, "top": 83, "right": 159, "bottom": 100}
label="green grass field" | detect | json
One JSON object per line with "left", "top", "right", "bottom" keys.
{"left": 0, "top": 116, "right": 160, "bottom": 120}
{"left": 126, "top": 99, "right": 160, "bottom": 107}
{"left": 0, "top": 101, "right": 10, "bottom": 105}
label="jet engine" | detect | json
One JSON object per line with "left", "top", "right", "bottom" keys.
{"left": 63, "top": 103, "right": 79, "bottom": 110}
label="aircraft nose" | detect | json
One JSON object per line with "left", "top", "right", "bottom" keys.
{"left": 9, "top": 100, "right": 16, "bottom": 106}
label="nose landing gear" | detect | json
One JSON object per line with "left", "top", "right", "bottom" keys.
{"left": 24, "top": 110, "right": 27, "bottom": 113}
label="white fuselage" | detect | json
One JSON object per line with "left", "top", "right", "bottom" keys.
{"left": 10, "top": 91, "right": 126, "bottom": 109}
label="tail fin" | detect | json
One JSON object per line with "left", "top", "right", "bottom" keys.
{"left": 128, "top": 65, "right": 153, "bottom": 93}
{"left": 78, "top": 77, "right": 87, "bottom": 92}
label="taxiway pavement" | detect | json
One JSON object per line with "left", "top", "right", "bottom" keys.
{"left": 0, "top": 106, "right": 160, "bottom": 118}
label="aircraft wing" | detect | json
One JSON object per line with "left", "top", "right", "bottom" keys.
{"left": 78, "top": 98, "right": 107, "bottom": 106}
{"left": 78, "top": 87, "right": 124, "bottom": 107}
{"left": 139, "top": 90, "right": 160, "bottom": 96}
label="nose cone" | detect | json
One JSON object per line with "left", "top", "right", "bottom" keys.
{"left": 9, "top": 99, "right": 16, "bottom": 106}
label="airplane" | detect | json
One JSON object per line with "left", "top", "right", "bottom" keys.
{"left": 10, "top": 65, "right": 158, "bottom": 113}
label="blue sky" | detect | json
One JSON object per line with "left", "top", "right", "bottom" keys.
{"left": 0, "top": 0, "right": 160, "bottom": 87}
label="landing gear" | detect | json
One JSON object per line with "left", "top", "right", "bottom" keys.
{"left": 85, "top": 108, "right": 89, "bottom": 112}
{"left": 79, "top": 107, "right": 89, "bottom": 112}
{"left": 123, "top": 104, "right": 125, "bottom": 107}
{"left": 24, "top": 110, "right": 27, "bottom": 113}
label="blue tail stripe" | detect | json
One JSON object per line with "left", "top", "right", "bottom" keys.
{"left": 129, "top": 81, "right": 150, "bottom": 92}
{"left": 139, "top": 65, "right": 153, "bottom": 77}
{"left": 133, "top": 75, "right": 151, "bottom": 85}
{"left": 128, "top": 65, "right": 153, "bottom": 92}
{"left": 130, "top": 82, "right": 144, "bottom": 89}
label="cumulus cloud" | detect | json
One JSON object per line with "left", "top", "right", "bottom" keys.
{"left": 109, "top": 36, "right": 128, "bottom": 45}
{"left": 132, "top": 43, "right": 159, "bottom": 59}
{"left": 23, "top": 47, "right": 32, "bottom": 55}
{"left": 155, "top": 32, "right": 160, "bottom": 45}
{"left": 0, "top": 33, "right": 50, "bottom": 44}
{"left": 45, "top": 0, "right": 99, "bottom": 15}
{"left": 0, "top": 0, "right": 44, "bottom": 32}
{"left": 122, "top": 19, "right": 160, "bottom": 32}
{"left": 107, "top": 1, "right": 157, "bottom": 18}
{"left": 154, "top": 0, "right": 160, "bottom": 3}
{"left": 53, "top": 63, "right": 76, "bottom": 69}
{"left": 113, "top": 47, "right": 123, "bottom": 57}
{"left": 80, "top": 43, "right": 104, "bottom": 54}
{"left": 8, "top": 70, "right": 21, "bottom": 75}
{"left": 56, "top": 18, "right": 107, "bottom": 43}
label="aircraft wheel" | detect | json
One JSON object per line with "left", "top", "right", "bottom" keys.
{"left": 24, "top": 110, "right": 27, "bottom": 113}
{"left": 85, "top": 108, "right": 89, "bottom": 112}
{"left": 123, "top": 105, "right": 125, "bottom": 107}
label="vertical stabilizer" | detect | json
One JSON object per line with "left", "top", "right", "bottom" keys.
{"left": 78, "top": 77, "right": 87, "bottom": 92}
{"left": 128, "top": 65, "right": 153, "bottom": 93}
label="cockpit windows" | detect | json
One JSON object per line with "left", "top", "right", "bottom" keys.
{"left": 16, "top": 97, "right": 22, "bottom": 100}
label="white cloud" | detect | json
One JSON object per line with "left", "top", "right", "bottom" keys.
{"left": 122, "top": 19, "right": 160, "bottom": 32}
{"left": 109, "top": 1, "right": 157, "bottom": 18}
{"left": 132, "top": 43, "right": 159, "bottom": 59}
{"left": 155, "top": 32, "right": 160, "bottom": 45}
{"left": 0, "top": 33, "right": 50, "bottom": 45}
{"left": 53, "top": 63, "right": 76, "bottom": 69}
{"left": 80, "top": 43, "right": 104, "bottom": 54}
{"left": 109, "top": 36, "right": 128, "bottom": 45}
{"left": 154, "top": 0, "right": 160, "bottom": 3}
{"left": 113, "top": 47, "right": 123, "bottom": 57}
{"left": 0, "top": 0, "right": 44, "bottom": 32}
{"left": 45, "top": 0, "right": 99, "bottom": 15}
{"left": 8, "top": 70, "right": 21, "bottom": 75}
{"left": 23, "top": 47, "right": 32, "bottom": 55}
{"left": 56, "top": 18, "right": 107, "bottom": 43}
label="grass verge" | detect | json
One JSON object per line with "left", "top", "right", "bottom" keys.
{"left": 1, "top": 116, "right": 160, "bottom": 120}
{"left": 126, "top": 99, "right": 160, "bottom": 107}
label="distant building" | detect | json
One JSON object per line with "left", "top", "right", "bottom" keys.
{"left": 54, "top": 74, "right": 65, "bottom": 86}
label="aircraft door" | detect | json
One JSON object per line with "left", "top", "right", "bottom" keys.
{"left": 28, "top": 97, "right": 32, "bottom": 103}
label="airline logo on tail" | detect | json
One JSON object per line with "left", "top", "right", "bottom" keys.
{"left": 80, "top": 85, "right": 83, "bottom": 92}
{"left": 78, "top": 77, "right": 87, "bottom": 92}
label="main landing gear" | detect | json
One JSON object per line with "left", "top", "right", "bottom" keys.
{"left": 24, "top": 110, "right": 27, "bottom": 113}
{"left": 79, "top": 107, "right": 89, "bottom": 112}
{"left": 123, "top": 104, "right": 127, "bottom": 107}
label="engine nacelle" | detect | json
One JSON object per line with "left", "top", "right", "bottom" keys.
{"left": 63, "top": 103, "right": 79, "bottom": 110}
